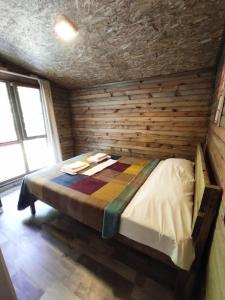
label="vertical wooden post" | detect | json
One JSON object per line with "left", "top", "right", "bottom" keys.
{"left": 0, "top": 198, "right": 3, "bottom": 214}
{"left": 174, "top": 270, "right": 195, "bottom": 300}
{"left": 30, "top": 202, "right": 36, "bottom": 216}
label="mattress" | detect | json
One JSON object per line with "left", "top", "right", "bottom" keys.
{"left": 119, "top": 158, "right": 195, "bottom": 270}
{"left": 18, "top": 152, "right": 159, "bottom": 234}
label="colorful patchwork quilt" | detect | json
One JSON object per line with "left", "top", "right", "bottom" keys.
{"left": 18, "top": 152, "right": 159, "bottom": 238}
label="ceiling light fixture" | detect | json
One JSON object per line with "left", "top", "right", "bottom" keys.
{"left": 54, "top": 15, "right": 78, "bottom": 41}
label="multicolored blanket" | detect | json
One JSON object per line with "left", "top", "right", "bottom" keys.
{"left": 18, "top": 152, "right": 159, "bottom": 238}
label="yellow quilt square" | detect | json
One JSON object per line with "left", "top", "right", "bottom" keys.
{"left": 92, "top": 181, "right": 124, "bottom": 201}
{"left": 113, "top": 172, "right": 134, "bottom": 185}
{"left": 123, "top": 164, "right": 142, "bottom": 175}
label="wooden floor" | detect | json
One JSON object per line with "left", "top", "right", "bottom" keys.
{"left": 0, "top": 188, "right": 175, "bottom": 300}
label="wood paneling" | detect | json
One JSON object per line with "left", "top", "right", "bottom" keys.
{"left": 51, "top": 84, "right": 74, "bottom": 160}
{"left": 70, "top": 70, "right": 214, "bottom": 159}
{"left": 205, "top": 47, "right": 225, "bottom": 300}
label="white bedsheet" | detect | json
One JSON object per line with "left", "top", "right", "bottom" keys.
{"left": 119, "top": 158, "right": 195, "bottom": 270}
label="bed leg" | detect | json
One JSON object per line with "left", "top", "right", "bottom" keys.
{"left": 30, "top": 202, "right": 36, "bottom": 216}
{"left": 174, "top": 270, "right": 194, "bottom": 300}
{"left": 0, "top": 198, "right": 3, "bottom": 214}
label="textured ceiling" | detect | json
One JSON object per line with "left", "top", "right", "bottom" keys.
{"left": 0, "top": 0, "right": 225, "bottom": 89}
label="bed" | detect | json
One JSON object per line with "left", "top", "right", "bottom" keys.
{"left": 18, "top": 144, "right": 221, "bottom": 300}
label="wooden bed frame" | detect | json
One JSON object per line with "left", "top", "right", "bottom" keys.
{"left": 30, "top": 144, "right": 221, "bottom": 300}
{"left": 113, "top": 144, "right": 221, "bottom": 300}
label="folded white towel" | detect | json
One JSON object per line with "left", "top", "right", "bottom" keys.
{"left": 65, "top": 161, "right": 89, "bottom": 171}
{"left": 60, "top": 161, "right": 89, "bottom": 175}
{"left": 88, "top": 153, "right": 110, "bottom": 163}
{"left": 82, "top": 159, "right": 117, "bottom": 176}
{"left": 60, "top": 167, "right": 77, "bottom": 175}
{"left": 95, "top": 153, "right": 108, "bottom": 160}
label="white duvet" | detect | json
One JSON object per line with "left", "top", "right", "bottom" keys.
{"left": 119, "top": 158, "right": 195, "bottom": 270}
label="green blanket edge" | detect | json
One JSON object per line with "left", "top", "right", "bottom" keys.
{"left": 102, "top": 159, "right": 160, "bottom": 239}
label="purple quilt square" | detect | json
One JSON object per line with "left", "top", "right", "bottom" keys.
{"left": 108, "top": 162, "right": 130, "bottom": 172}
{"left": 71, "top": 176, "right": 107, "bottom": 195}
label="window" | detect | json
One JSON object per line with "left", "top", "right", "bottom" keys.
{"left": 0, "top": 81, "right": 55, "bottom": 184}
{"left": 214, "top": 91, "right": 225, "bottom": 126}
{"left": 0, "top": 82, "right": 17, "bottom": 143}
{"left": 17, "top": 86, "right": 46, "bottom": 137}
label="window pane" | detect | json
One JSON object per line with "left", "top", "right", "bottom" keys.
{"left": 0, "top": 82, "right": 17, "bottom": 143}
{"left": 17, "top": 86, "right": 46, "bottom": 137}
{"left": 24, "top": 138, "right": 54, "bottom": 171}
{"left": 0, "top": 144, "right": 26, "bottom": 182}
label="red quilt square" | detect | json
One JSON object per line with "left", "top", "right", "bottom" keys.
{"left": 70, "top": 176, "right": 107, "bottom": 195}
{"left": 108, "top": 162, "right": 130, "bottom": 172}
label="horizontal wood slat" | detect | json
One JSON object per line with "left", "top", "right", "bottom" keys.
{"left": 71, "top": 96, "right": 211, "bottom": 106}
{"left": 71, "top": 70, "right": 213, "bottom": 159}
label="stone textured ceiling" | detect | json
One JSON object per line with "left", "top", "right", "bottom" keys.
{"left": 0, "top": 0, "right": 225, "bottom": 89}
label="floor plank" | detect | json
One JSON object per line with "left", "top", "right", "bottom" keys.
{"left": 12, "top": 270, "right": 44, "bottom": 300}
{"left": 0, "top": 188, "right": 174, "bottom": 300}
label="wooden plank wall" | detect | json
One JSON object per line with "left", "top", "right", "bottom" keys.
{"left": 205, "top": 48, "right": 225, "bottom": 300}
{"left": 51, "top": 84, "right": 74, "bottom": 160}
{"left": 70, "top": 70, "right": 214, "bottom": 160}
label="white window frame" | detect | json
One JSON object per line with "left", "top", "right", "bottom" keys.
{"left": 0, "top": 76, "right": 61, "bottom": 188}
